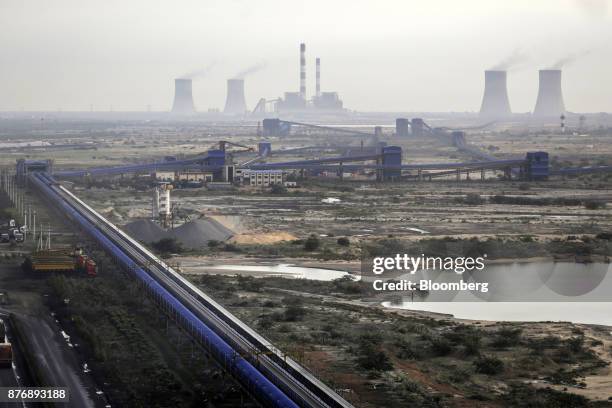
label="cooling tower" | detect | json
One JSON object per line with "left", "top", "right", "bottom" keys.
{"left": 171, "top": 78, "right": 195, "bottom": 113}
{"left": 479, "top": 70, "right": 512, "bottom": 118}
{"left": 300, "top": 43, "right": 306, "bottom": 99}
{"left": 533, "top": 69, "right": 565, "bottom": 117}
{"left": 223, "top": 79, "right": 247, "bottom": 114}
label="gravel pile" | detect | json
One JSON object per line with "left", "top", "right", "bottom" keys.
{"left": 123, "top": 217, "right": 233, "bottom": 249}
{"left": 123, "top": 219, "right": 170, "bottom": 243}
{"left": 170, "top": 218, "right": 233, "bottom": 249}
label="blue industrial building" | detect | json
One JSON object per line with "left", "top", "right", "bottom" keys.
{"left": 526, "top": 151, "right": 549, "bottom": 180}
{"left": 258, "top": 142, "right": 272, "bottom": 156}
{"left": 262, "top": 119, "right": 291, "bottom": 137}
{"left": 381, "top": 146, "right": 402, "bottom": 180}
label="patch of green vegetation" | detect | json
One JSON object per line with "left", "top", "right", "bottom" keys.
{"left": 189, "top": 273, "right": 609, "bottom": 407}
{"left": 46, "top": 265, "right": 247, "bottom": 407}
{"left": 473, "top": 355, "right": 505, "bottom": 375}
{"left": 150, "top": 237, "right": 183, "bottom": 255}
{"left": 502, "top": 384, "right": 589, "bottom": 407}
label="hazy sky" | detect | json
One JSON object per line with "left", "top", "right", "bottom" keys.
{"left": 0, "top": 0, "right": 610, "bottom": 112}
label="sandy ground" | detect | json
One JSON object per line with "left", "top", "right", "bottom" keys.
{"left": 230, "top": 231, "right": 297, "bottom": 244}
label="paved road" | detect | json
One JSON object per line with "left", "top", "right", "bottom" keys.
{"left": 0, "top": 315, "right": 25, "bottom": 408}
{"left": 0, "top": 369, "right": 20, "bottom": 408}
{"left": 16, "top": 314, "right": 98, "bottom": 408}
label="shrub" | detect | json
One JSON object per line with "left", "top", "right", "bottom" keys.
{"left": 464, "top": 193, "right": 483, "bottom": 205}
{"left": 565, "top": 336, "right": 585, "bottom": 354}
{"left": 584, "top": 200, "right": 606, "bottom": 210}
{"left": 357, "top": 349, "right": 393, "bottom": 371}
{"left": 429, "top": 336, "right": 453, "bottom": 356}
{"left": 491, "top": 327, "right": 522, "bottom": 349}
{"left": 502, "top": 384, "right": 589, "bottom": 407}
{"left": 337, "top": 237, "right": 350, "bottom": 247}
{"left": 283, "top": 305, "right": 305, "bottom": 321}
{"left": 473, "top": 355, "right": 504, "bottom": 375}
{"left": 151, "top": 237, "right": 183, "bottom": 254}
{"left": 304, "top": 235, "right": 320, "bottom": 251}
{"left": 207, "top": 240, "right": 221, "bottom": 248}
{"left": 462, "top": 332, "right": 482, "bottom": 356}
{"left": 270, "top": 184, "right": 287, "bottom": 194}
{"left": 223, "top": 243, "right": 241, "bottom": 252}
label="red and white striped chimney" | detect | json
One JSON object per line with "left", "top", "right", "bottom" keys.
{"left": 300, "top": 43, "right": 306, "bottom": 100}
{"left": 315, "top": 57, "right": 321, "bottom": 98}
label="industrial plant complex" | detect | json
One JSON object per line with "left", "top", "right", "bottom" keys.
{"left": 165, "top": 42, "right": 582, "bottom": 122}
{"left": 1, "top": 46, "right": 611, "bottom": 406}
{"left": 1, "top": 2, "right": 612, "bottom": 408}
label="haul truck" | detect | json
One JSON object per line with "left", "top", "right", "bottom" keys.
{"left": 23, "top": 247, "right": 97, "bottom": 276}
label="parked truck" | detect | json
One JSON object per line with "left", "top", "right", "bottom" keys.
{"left": 0, "top": 220, "right": 26, "bottom": 244}
{"left": 9, "top": 229, "right": 24, "bottom": 243}
{"left": 22, "top": 247, "right": 97, "bottom": 277}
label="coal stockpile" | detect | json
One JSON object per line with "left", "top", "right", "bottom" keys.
{"left": 123, "top": 219, "right": 170, "bottom": 243}
{"left": 123, "top": 218, "right": 233, "bottom": 249}
{"left": 170, "top": 218, "right": 233, "bottom": 249}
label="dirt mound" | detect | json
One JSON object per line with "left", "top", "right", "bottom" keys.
{"left": 230, "top": 232, "right": 296, "bottom": 245}
{"left": 123, "top": 219, "right": 170, "bottom": 243}
{"left": 170, "top": 218, "right": 233, "bottom": 249}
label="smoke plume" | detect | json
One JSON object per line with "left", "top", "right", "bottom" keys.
{"left": 233, "top": 62, "right": 267, "bottom": 79}
{"left": 489, "top": 49, "right": 528, "bottom": 71}
{"left": 181, "top": 62, "right": 216, "bottom": 79}
{"left": 551, "top": 50, "right": 591, "bottom": 69}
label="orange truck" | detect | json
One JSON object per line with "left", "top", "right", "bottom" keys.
{"left": 23, "top": 247, "right": 97, "bottom": 277}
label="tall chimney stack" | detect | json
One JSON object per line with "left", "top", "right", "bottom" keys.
{"left": 479, "top": 70, "right": 512, "bottom": 118}
{"left": 533, "top": 69, "right": 565, "bottom": 117}
{"left": 315, "top": 57, "right": 321, "bottom": 98}
{"left": 300, "top": 43, "right": 306, "bottom": 100}
{"left": 223, "top": 78, "right": 247, "bottom": 114}
{"left": 171, "top": 78, "right": 195, "bottom": 113}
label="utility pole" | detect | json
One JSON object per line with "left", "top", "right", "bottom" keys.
{"left": 32, "top": 211, "right": 36, "bottom": 242}
{"left": 23, "top": 208, "right": 27, "bottom": 241}
{"left": 37, "top": 225, "right": 43, "bottom": 251}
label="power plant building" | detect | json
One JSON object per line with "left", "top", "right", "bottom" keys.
{"left": 479, "top": 70, "right": 512, "bottom": 118}
{"left": 312, "top": 57, "right": 343, "bottom": 110}
{"left": 313, "top": 92, "right": 343, "bottom": 110}
{"left": 276, "top": 44, "right": 344, "bottom": 112}
{"left": 235, "top": 169, "right": 284, "bottom": 187}
{"left": 533, "top": 69, "right": 565, "bottom": 117}
{"left": 276, "top": 92, "right": 307, "bottom": 111}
